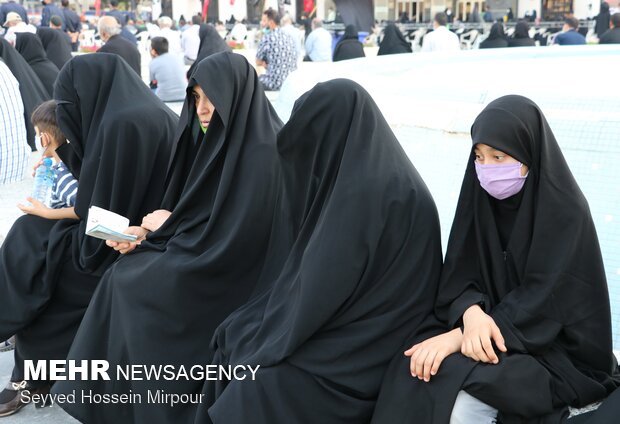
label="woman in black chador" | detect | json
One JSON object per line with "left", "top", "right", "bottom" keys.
{"left": 186, "top": 23, "right": 231, "bottom": 78}
{"left": 378, "top": 23, "right": 413, "bottom": 55}
{"left": 36, "top": 26, "right": 72, "bottom": 70}
{"left": 0, "top": 53, "right": 176, "bottom": 415}
{"left": 0, "top": 36, "right": 49, "bottom": 150}
{"left": 198, "top": 79, "right": 443, "bottom": 423}
{"left": 372, "top": 95, "right": 620, "bottom": 424}
{"left": 333, "top": 24, "right": 365, "bottom": 61}
{"left": 53, "top": 52, "right": 282, "bottom": 424}
{"left": 479, "top": 22, "right": 508, "bottom": 49}
{"left": 508, "top": 20, "right": 536, "bottom": 47}
{"left": 15, "top": 32, "right": 59, "bottom": 97}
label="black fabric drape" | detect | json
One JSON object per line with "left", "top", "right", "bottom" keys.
{"left": 378, "top": 23, "right": 412, "bottom": 55}
{"left": 334, "top": 0, "right": 373, "bottom": 32}
{"left": 333, "top": 25, "right": 365, "bottom": 61}
{"left": 0, "top": 53, "right": 176, "bottom": 385}
{"left": 15, "top": 32, "right": 59, "bottom": 97}
{"left": 53, "top": 52, "right": 282, "bottom": 424}
{"left": 201, "top": 79, "right": 442, "bottom": 424}
{"left": 0, "top": 37, "right": 50, "bottom": 150}
{"left": 36, "top": 27, "right": 73, "bottom": 70}
{"left": 187, "top": 24, "right": 231, "bottom": 79}
{"left": 372, "top": 95, "right": 620, "bottom": 424}
{"left": 97, "top": 34, "right": 141, "bottom": 76}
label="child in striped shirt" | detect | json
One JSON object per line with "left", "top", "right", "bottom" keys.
{"left": 17, "top": 100, "right": 78, "bottom": 220}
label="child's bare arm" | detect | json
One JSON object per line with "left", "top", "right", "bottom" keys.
{"left": 18, "top": 198, "right": 78, "bottom": 220}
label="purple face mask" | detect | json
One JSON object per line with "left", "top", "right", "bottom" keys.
{"left": 474, "top": 161, "right": 528, "bottom": 200}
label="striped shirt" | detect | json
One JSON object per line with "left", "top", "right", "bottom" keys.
{"left": 50, "top": 161, "right": 78, "bottom": 209}
{"left": 0, "top": 60, "right": 29, "bottom": 185}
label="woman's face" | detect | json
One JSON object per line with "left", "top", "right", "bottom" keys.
{"left": 192, "top": 85, "right": 214, "bottom": 128}
{"left": 474, "top": 143, "right": 529, "bottom": 176}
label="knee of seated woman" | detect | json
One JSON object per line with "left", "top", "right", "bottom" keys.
{"left": 450, "top": 390, "right": 498, "bottom": 424}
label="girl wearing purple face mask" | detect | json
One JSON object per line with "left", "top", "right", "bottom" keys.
{"left": 372, "top": 95, "right": 620, "bottom": 424}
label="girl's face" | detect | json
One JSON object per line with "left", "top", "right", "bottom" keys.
{"left": 192, "top": 84, "right": 214, "bottom": 129}
{"left": 474, "top": 143, "right": 529, "bottom": 176}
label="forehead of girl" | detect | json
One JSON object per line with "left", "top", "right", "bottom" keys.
{"left": 474, "top": 143, "right": 504, "bottom": 154}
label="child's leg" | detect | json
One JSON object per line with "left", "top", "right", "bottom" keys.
{"left": 450, "top": 390, "right": 498, "bottom": 424}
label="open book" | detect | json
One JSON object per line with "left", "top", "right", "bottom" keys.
{"left": 85, "top": 206, "right": 138, "bottom": 243}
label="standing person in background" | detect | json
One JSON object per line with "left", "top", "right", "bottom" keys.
{"left": 61, "top": 0, "right": 81, "bottom": 51}
{"left": 483, "top": 4, "right": 494, "bottom": 22}
{"left": 105, "top": 0, "right": 127, "bottom": 26}
{"left": 304, "top": 18, "right": 332, "bottom": 62}
{"left": 40, "top": 0, "right": 65, "bottom": 29}
{"left": 0, "top": 60, "right": 29, "bottom": 185}
{"left": 595, "top": 2, "right": 611, "bottom": 37}
{"left": 97, "top": 15, "right": 141, "bottom": 76}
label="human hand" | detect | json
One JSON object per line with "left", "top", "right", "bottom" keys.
{"left": 17, "top": 197, "right": 51, "bottom": 218}
{"left": 106, "top": 226, "right": 148, "bottom": 254}
{"left": 404, "top": 328, "right": 463, "bottom": 382}
{"left": 141, "top": 209, "right": 172, "bottom": 232}
{"left": 461, "top": 304, "right": 507, "bottom": 364}
{"left": 31, "top": 158, "right": 44, "bottom": 177}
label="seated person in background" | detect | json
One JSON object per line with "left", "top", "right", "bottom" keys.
{"left": 304, "top": 18, "right": 332, "bottom": 62}
{"left": 333, "top": 24, "right": 365, "bottom": 61}
{"left": 378, "top": 23, "right": 413, "bottom": 55}
{"left": 97, "top": 15, "right": 141, "bottom": 76}
{"left": 508, "top": 20, "right": 536, "bottom": 46}
{"left": 599, "top": 12, "right": 620, "bottom": 44}
{"left": 149, "top": 36, "right": 186, "bottom": 102}
{"left": 256, "top": 8, "right": 297, "bottom": 91}
{"left": 479, "top": 22, "right": 508, "bottom": 49}
{"left": 553, "top": 17, "right": 586, "bottom": 45}
{"left": 18, "top": 100, "right": 78, "bottom": 220}
{"left": 421, "top": 12, "right": 460, "bottom": 52}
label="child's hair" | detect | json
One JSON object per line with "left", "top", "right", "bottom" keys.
{"left": 151, "top": 36, "right": 169, "bottom": 55}
{"left": 31, "top": 100, "right": 65, "bottom": 145}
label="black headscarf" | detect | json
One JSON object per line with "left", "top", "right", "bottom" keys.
{"left": 186, "top": 23, "right": 231, "bottom": 78}
{"left": 372, "top": 95, "right": 620, "bottom": 424}
{"left": 53, "top": 53, "right": 177, "bottom": 273}
{"left": 480, "top": 22, "right": 509, "bottom": 49}
{"left": 378, "top": 23, "right": 412, "bottom": 55}
{"left": 508, "top": 21, "right": 536, "bottom": 47}
{"left": 52, "top": 52, "right": 282, "bottom": 424}
{"left": 15, "top": 32, "right": 59, "bottom": 96}
{"left": 203, "top": 79, "right": 442, "bottom": 423}
{"left": 0, "top": 53, "right": 176, "bottom": 389}
{"left": 0, "top": 37, "right": 50, "bottom": 150}
{"left": 333, "top": 24, "right": 365, "bottom": 61}
{"left": 36, "top": 27, "right": 73, "bottom": 70}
